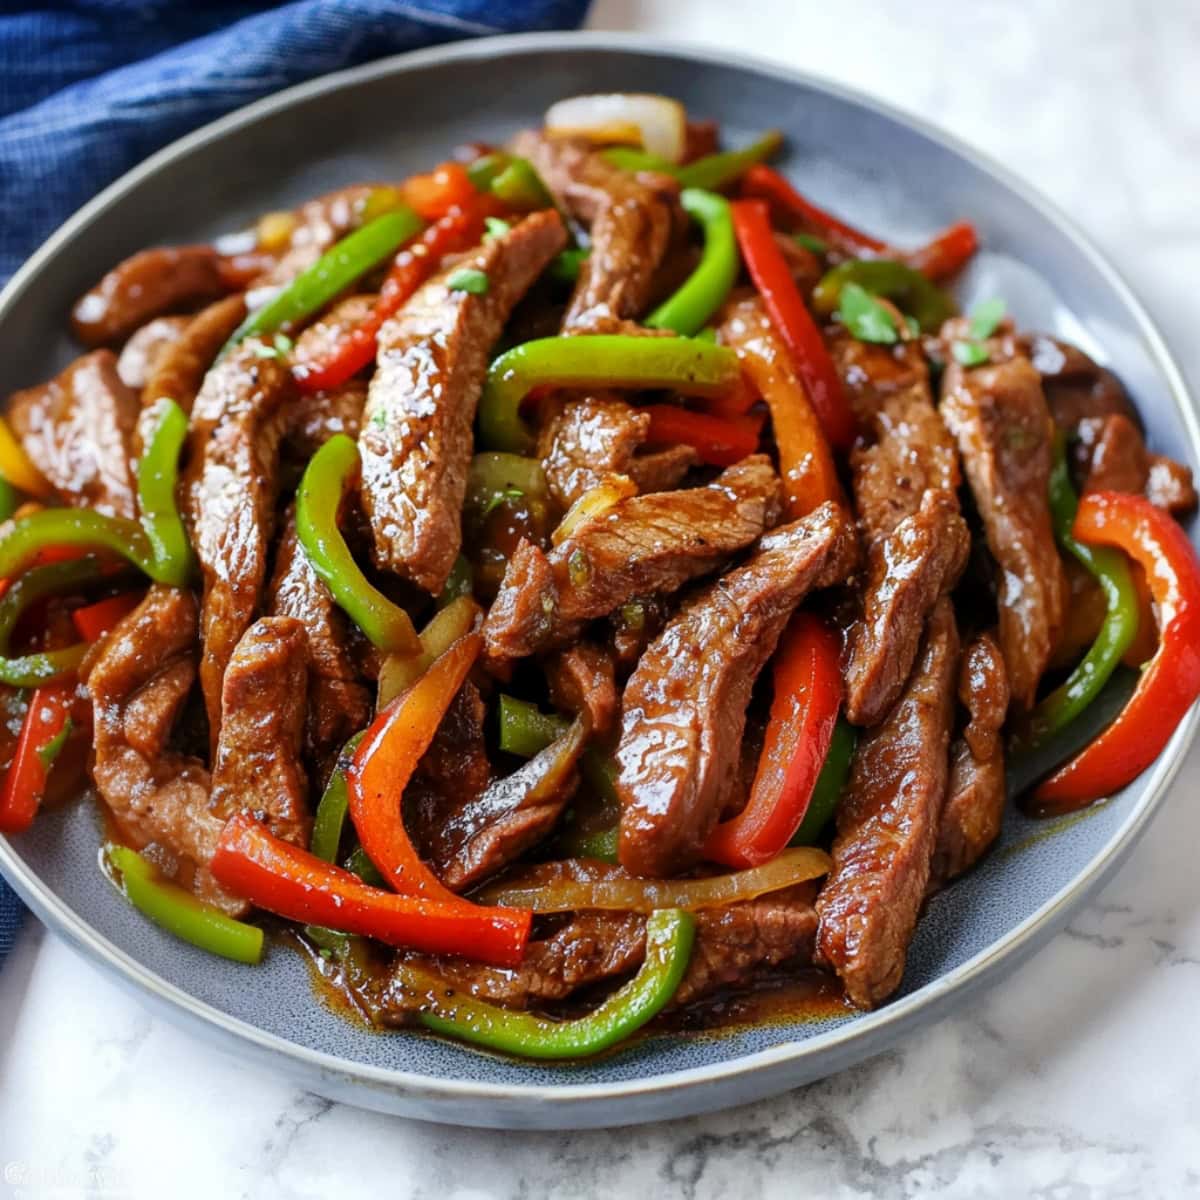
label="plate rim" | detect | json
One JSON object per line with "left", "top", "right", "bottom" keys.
{"left": 1, "top": 28, "right": 1198, "bottom": 1121}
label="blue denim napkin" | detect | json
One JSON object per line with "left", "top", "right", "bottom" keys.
{"left": 0, "top": 0, "right": 590, "bottom": 963}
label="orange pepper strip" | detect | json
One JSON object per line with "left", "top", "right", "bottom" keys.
{"left": 719, "top": 296, "right": 843, "bottom": 517}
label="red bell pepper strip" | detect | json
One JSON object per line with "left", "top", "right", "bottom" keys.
{"left": 1032, "top": 491, "right": 1200, "bottom": 813}
{"left": 705, "top": 613, "right": 842, "bottom": 868}
{"left": 294, "top": 203, "right": 486, "bottom": 393}
{"left": 0, "top": 682, "right": 74, "bottom": 834}
{"left": 902, "top": 221, "right": 979, "bottom": 283}
{"left": 211, "top": 813, "right": 530, "bottom": 966}
{"left": 741, "top": 164, "right": 887, "bottom": 258}
{"left": 741, "top": 165, "right": 979, "bottom": 283}
{"left": 70, "top": 591, "right": 143, "bottom": 643}
{"left": 400, "top": 161, "right": 478, "bottom": 221}
{"left": 731, "top": 199, "right": 857, "bottom": 450}
{"left": 719, "top": 297, "right": 843, "bottom": 517}
{"left": 642, "top": 405, "right": 763, "bottom": 467}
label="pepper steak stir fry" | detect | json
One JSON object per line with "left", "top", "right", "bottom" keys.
{"left": 2, "top": 92, "right": 1199, "bottom": 1057}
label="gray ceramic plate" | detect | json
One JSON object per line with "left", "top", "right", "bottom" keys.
{"left": 1, "top": 32, "right": 1197, "bottom": 1130}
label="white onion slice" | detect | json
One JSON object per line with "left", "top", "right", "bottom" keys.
{"left": 544, "top": 93, "right": 688, "bottom": 163}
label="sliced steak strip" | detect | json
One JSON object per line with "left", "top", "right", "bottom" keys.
{"left": 186, "top": 342, "right": 293, "bottom": 748}
{"left": 836, "top": 337, "right": 968, "bottom": 727}
{"left": 1075, "top": 413, "right": 1196, "bottom": 516}
{"left": 359, "top": 210, "right": 566, "bottom": 594}
{"left": 545, "top": 641, "right": 619, "bottom": 734}
{"left": 117, "top": 316, "right": 189, "bottom": 390}
{"left": 1022, "top": 333, "right": 1139, "bottom": 431}
{"left": 815, "top": 596, "right": 960, "bottom": 1009}
{"left": 7, "top": 350, "right": 139, "bottom": 518}
{"left": 142, "top": 294, "right": 247, "bottom": 414}
{"left": 939, "top": 351, "right": 1066, "bottom": 708}
{"left": 931, "top": 630, "right": 1009, "bottom": 886}
{"left": 512, "top": 131, "right": 680, "bottom": 330}
{"left": 483, "top": 455, "right": 783, "bottom": 661}
{"left": 282, "top": 381, "right": 366, "bottom": 465}
{"left": 84, "top": 586, "right": 242, "bottom": 913}
{"left": 268, "top": 506, "right": 371, "bottom": 762}
{"left": 255, "top": 184, "right": 383, "bottom": 287}
{"left": 627, "top": 443, "right": 698, "bottom": 494}
{"left": 71, "top": 245, "right": 231, "bottom": 347}
{"left": 210, "top": 617, "right": 311, "bottom": 847}
{"left": 537, "top": 393, "right": 649, "bottom": 508}
{"left": 617, "top": 502, "right": 859, "bottom": 877}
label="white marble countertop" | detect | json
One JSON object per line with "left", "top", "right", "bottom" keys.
{"left": 3, "top": 1, "right": 1199, "bottom": 1195}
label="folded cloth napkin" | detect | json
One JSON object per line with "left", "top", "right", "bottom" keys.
{"left": 0, "top": 0, "right": 590, "bottom": 964}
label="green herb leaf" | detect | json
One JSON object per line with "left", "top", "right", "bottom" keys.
{"left": 968, "top": 297, "right": 1006, "bottom": 340}
{"left": 952, "top": 339, "right": 991, "bottom": 367}
{"left": 36, "top": 716, "right": 73, "bottom": 770}
{"left": 481, "top": 487, "right": 524, "bottom": 518}
{"left": 484, "top": 216, "right": 512, "bottom": 241}
{"left": 905, "top": 314, "right": 921, "bottom": 337}
{"left": 793, "top": 232, "right": 828, "bottom": 255}
{"left": 273, "top": 333, "right": 294, "bottom": 354}
{"left": 839, "top": 282, "right": 898, "bottom": 345}
{"left": 447, "top": 267, "right": 490, "bottom": 295}
{"left": 249, "top": 339, "right": 280, "bottom": 359}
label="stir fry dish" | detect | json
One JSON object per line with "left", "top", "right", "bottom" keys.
{"left": 2, "top": 91, "right": 1199, "bottom": 1059}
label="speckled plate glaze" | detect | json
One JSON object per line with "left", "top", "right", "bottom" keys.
{"left": 1, "top": 32, "right": 1197, "bottom": 1130}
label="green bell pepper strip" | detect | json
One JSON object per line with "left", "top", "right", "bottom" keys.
{"left": 497, "top": 693, "right": 570, "bottom": 757}
{"left": 226, "top": 207, "right": 424, "bottom": 348}
{"left": 479, "top": 335, "right": 742, "bottom": 454}
{"left": 675, "top": 130, "right": 783, "bottom": 191}
{"left": 1007, "top": 665, "right": 1139, "bottom": 801}
{"left": 136, "top": 398, "right": 195, "bottom": 586}
{"left": 105, "top": 843, "right": 264, "bottom": 964}
{"left": 603, "top": 131, "right": 782, "bottom": 192}
{"left": 812, "top": 259, "right": 958, "bottom": 334}
{"left": 309, "top": 732, "right": 366, "bottom": 863}
{"left": 0, "top": 556, "right": 108, "bottom": 686}
{"left": 0, "top": 477, "right": 19, "bottom": 524}
{"left": 403, "top": 908, "right": 695, "bottom": 1058}
{"left": 0, "top": 403, "right": 193, "bottom": 587}
{"left": 645, "top": 189, "right": 739, "bottom": 336}
{"left": 790, "top": 717, "right": 856, "bottom": 846}
{"left": 467, "top": 152, "right": 511, "bottom": 191}
{"left": 549, "top": 247, "right": 591, "bottom": 284}
{"left": 490, "top": 158, "right": 554, "bottom": 210}
{"left": 295, "top": 435, "right": 421, "bottom": 654}
{"left": 1012, "top": 438, "right": 1139, "bottom": 753}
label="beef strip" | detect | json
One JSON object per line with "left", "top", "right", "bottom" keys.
{"left": 483, "top": 455, "right": 784, "bottom": 661}
{"left": 142, "top": 294, "right": 247, "bottom": 413}
{"left": 6, "top": 350, "right": 139, "bottom": 517}
{"left": 617, "top": 501, "right": 859, "bottom": 877}
{"left": 374, "top": 884, "right": 818, "bottom": 1016}
{"left": 116, "top": 316, "right": 189, "bottom": 390}
{"left": 537, "top": 393, "right": 649, "bottom": 508}
{"left": 186, "top": 341, "right": 293, "bottom": 748}
{"left": 71, "top": 246, "right": 231, "bottom": 346}
{"left": 209, "top": 617, "right": 310, "bottom": 847}
{"left": 931, "top": 630, "right": 1009, "bottom": 886}
{"left": 537, "top": 392, "right": 697, "bottom": 511}
{"left": 545, "top": 641, "right": 619, "bottom": 734}
{"left": 83, "top": 586, "right": 243, "bottom": 913}
{"left": 939, "top": 350, "right": 1067, "bottom": 708}
{"left": 1021, "top": 333, "right": 1139, "bottom": 431}
{"left": 282, "top": 381, "right": 366, "bottom": 464}
{"left": 834, "top": 335, "right": 968, "bottom": 727}
{"left": 268, "top": 506, "right": 371, "bottom": 761}
{"left": 1074, "top": 413, "right": 1197, "bottom": 516}
{"left": 512, "top": 131, "right": 681, "bottom": 331}
{"left": 815, "top": 596, "right": 960, "bottom": 1009}
{"left": 359, "top": 210, "right": 566, "bottom": 593}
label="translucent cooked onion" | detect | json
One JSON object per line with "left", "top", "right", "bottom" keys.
{"left": 475, "top": 846, "right": 832, "bottom": 913}
{"left": 551, "top": 475, "right": 637, "bottom": 546}
{"left": 545, "top": 93, "right": 688, "bottom": 163}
